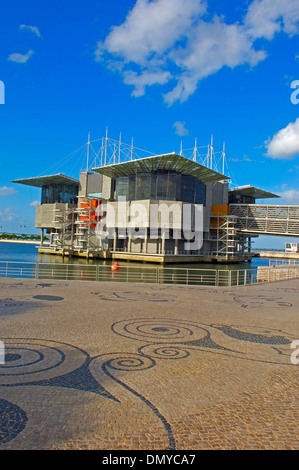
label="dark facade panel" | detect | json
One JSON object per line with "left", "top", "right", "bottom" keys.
{"left": 115, "top": 171, "right": 206, "bottom": 205}
{"left": 41, "top": 183, "right": 78, "bottom": 204}
{"left": 229, "top": 192, "right": 255, "bottom": 204}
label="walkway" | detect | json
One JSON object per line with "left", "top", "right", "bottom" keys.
{"left": 230, "top": 203, "right": 299, "bottom": 236}
{"left": 0, "top": 277, "right": 298, "bottom": 449}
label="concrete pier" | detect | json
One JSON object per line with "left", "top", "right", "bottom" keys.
{"left": 37, "top": 247, "right": 253, "bottom": 264}
{"left": 256, "top": 250, "right": 299, "bottom": 260}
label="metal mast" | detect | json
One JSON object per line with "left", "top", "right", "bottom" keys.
{"left": 210, "top": 135, "right": 214, "bottom": 170}
{"left": 86, "top": 132, "right": 90, "bottom": 172}
{"left": 131, "top": 137, "right": 134, "bottom": 161}
{"left": 193, "top": 138, "right": 197, "bottom": 162}
{"left": 222, "top": 141, "right": 226, "bottom": 175}
{"left": 104, "top": 127, "right": 108, "bottom": 166}
{"left": 118, "top": 132, "right": 122, "bottom": 163}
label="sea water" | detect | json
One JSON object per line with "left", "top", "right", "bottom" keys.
{"left": 0, "top": 241, "right": 272, "bottom": 268}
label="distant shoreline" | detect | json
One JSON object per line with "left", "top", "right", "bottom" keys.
{"left": 0, "top": 239, "right": 50, "bottom": 245}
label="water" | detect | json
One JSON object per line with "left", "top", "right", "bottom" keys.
{"left": 0, "top": 243, "right": 40, "bottom": 263}
{"left": 0, "top": 241, "right": 271, "bottom": 269}
{"left": 0, "top": 242, "right": 278, "bottom": 285}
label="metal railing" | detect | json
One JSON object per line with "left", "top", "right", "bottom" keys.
{"left": 0, "top": 261, "right": 259, "bottom": 286}
{"left": 112, "top": 248, "right": 202, "bottom": 255}
{"left": 269, "top": 259, "right": 299, "bottom": 266}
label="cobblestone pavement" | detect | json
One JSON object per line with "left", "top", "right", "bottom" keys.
{"left": 0, "top": 277, "right": 298, "bottom": 450}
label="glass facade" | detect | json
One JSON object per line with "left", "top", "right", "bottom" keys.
{"left": 229, "top": 192, "right": 255, "bottom": 204}
{"left": 115, "top": 171, "right": 206, "bottom": 205}
{"left": 41, "top": 183, "right": 78, "bottom": 204}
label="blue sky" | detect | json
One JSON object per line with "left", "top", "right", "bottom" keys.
{"left": 0, "top": 0, "right": 299, "bottom": 248}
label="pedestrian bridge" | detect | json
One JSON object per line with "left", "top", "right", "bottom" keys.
{"left": 229, "top": 204, "right": 299, "bottom": 237}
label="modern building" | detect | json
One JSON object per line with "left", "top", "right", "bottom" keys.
{"left": 13, "top": 145, "right": 281, "bottom": 264}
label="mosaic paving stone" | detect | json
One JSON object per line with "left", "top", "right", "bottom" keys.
{"left": 0, "top": 277, "right": 298, "bottom": 450}
{"left": 0, "top": 399, "right": 27, "bottom": 443}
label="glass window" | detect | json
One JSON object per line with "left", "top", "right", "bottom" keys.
{"left": 114, "top": 171, "right": 206, "bottom": 205}
{"left": 41, "top": 183, "right": 78, "bottom": 204}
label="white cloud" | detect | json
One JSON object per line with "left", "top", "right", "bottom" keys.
{"left": 245, "top": 0, "right": 299, "bottom": 40}
{"left": 96, "top": 0, "right": 206, "bottom": 65}
{"left": 8, "top": 50, "right": 34, "bottom": 64}
{"left": 173, "top": 121, "right": 189, "bottom": 137}
{"left": 19, "top": 24, "right": 41, "bottom": 37}
{"left": 164, "top": 17, "right": 266, "bottom": 105}
{"left": 0, "top": 207, "right": 16, "bottom": 222}
{"left": 95, "top": 0, "right": 299, "bottom": 105}
{"left": 265, "top": 118, "right": 299, "bottom": 159}
{"left": 123, "top": 69, "right": 171, "bottom": 97}
{"left": 29, "top": 200, "right": 39, "bottom": 207}
{"left": 229, "top": 155, "right": 252, "bottom": 162}
{"left": 0, "top": 186, "right": 18, "bottom": 196}
{"left": 277, "top": 189, "right": 299, "bottom": 203}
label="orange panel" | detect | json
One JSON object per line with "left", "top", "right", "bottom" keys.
{"left": 79, "top": 198, "right": 101, "bottom": 223}
{"left": 211, "top": 204, "right": 228, "bottom": 216}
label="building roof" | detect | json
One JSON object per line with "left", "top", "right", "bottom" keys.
{"left": 229, "top": 185, "right": 279, "bottom": 199}
{"left": 92, "top": 153, "right": 230, "bottom": 184}
{"left": 12, "top": 174, "right": 79, "bottom": 188}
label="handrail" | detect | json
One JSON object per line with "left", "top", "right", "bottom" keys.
{"left": 269, "top": 259, "right": 299, "bottom": 266}
{"left": 6, "top": 262, "right": 299, "bottom": 285}
{"left": 0, "top": 260, "right": 260, "bottom": 286}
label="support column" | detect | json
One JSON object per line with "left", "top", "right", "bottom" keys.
{"left": 143, "top": 229, "right": 148, "bottom": 254}
{"left": 40, "top": 228, "right": 44, "bottom": 247}
{"left": 175, "top": 237, "right": 179, "bottom": 255}
{"left": 161, "top": 229, "right": 166, "bottom": 254}
{"left": 127, "top": 229, "right": 132, "bottom": 253}
{"left": 70, "top": 211, "right": 74, "bottom": 250}
{"left": 113, "top": 228, "right": 117, "bottom": 251}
